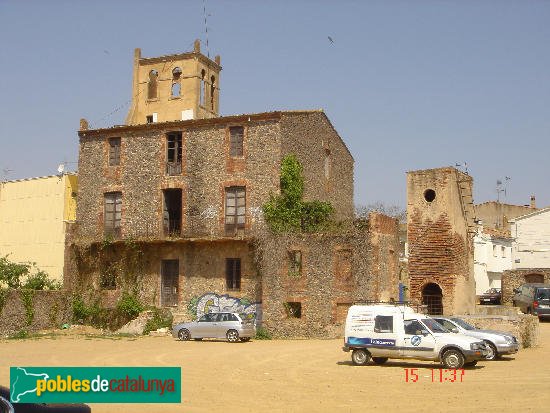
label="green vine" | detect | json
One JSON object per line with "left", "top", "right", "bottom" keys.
{"left": 263, "top": 154, "right": 334, "bottom": 233}
{"left": 20, "top": 289, "right": 35, "bottom": 326}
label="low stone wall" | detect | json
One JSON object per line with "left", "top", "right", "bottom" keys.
{"left": 474, "top": 305, "right": 521, "bottom": 317}
{"left": 460, "top": 314, "right": 539, "bottom": 348}
{"left": 0, "top": 290, "right": 72, "bottom": 337}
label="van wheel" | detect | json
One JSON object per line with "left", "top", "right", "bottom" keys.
{"left": 464, "top": 361, "right": 477, "bottom": 367}
{"left": 372, "top": 357, "right": 388, "bottom": 365}
{"left": 226, "top": 329, "right": 240, "bottom": 343}
{"left": 484, "top": 342, "right": 497, "bottom": 360}
{"left": 442, "top": 349, "right": 465, "bottom": 369}
{"left": 351, "top": 349, "right": 370, "bottom": 366}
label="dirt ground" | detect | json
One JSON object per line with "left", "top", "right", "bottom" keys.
{"left": 1, "top": 323, "right": 549, "bottom": 413}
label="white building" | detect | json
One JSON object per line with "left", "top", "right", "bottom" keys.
{"left": 510, "top": 207, "right": 550, "bottom": 269}
{"left": 473, "top": 225, "right": 513, "bottom": 295}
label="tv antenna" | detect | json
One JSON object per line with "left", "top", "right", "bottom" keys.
{"left": 496, "top": 176, "right": 511, "bottom": 202}
{"left": 2, "top": 168, "right": 13, "bottom": 181}
{"left": 455, "top": 162, "right": 468, "bottom": 173}
{"left": 202, "top": 0, "right": 210, "bottom": 58}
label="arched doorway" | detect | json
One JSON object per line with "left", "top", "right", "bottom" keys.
{"left": 524, "top": 273, "right": 544, "bottom": 283}
{"left": 422, "top": 283, "right": 443, "bottom": 315}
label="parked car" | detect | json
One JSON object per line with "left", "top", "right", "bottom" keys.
{"left": 512, "top": 283, "right": 550, "bottom": 320}
{"left": 342, "top": 304, "right": 488, "bottom": 369}
{"left": 172, "top": 312, "right": 255, "bottom": 342}
{"left": 479, "top": 288, "right": 502, "bottom": 305}
{"left": 432, "top": 316, "right": 519, "bottom": 360}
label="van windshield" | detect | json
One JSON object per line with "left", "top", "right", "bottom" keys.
{"left": 421, "top": 319, "right": 449, "bottom": 333}
{"left": 536, "top": 288, "right": 550, "bottom": 300}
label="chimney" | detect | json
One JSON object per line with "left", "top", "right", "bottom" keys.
{"left": 530, "top": 195, "right": 536, "bottom": 209}
{"left": 194, "top": 39, "right": 201, "bottom": 53}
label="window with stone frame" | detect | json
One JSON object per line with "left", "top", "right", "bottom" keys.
{"left": 226, "top": 258, "right": 241, "bottom": 290}
{"left": 147, "top": 69, "right": 158, "bottom": 99}
{"left": 225, "top": 186, "right": 246, "bottom": 234}
{"left": 288, "top": 250, "right": 302, "bottom": 277}
{"left": 104, "top": 192, "right": 122, "bottom": 237}
{"left": 229, "top": 126, "right": 244, "bottom": 157}
{"left": 108, "top": 137, "right": 121, "bottom": 166}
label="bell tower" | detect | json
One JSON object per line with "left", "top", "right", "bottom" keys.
{"left": 125, "top": 39, "right": 221, "bottom": 125}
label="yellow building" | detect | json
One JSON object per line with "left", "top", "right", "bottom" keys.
{"left": 0, "top": 174, "right": 77, "bottom": 282}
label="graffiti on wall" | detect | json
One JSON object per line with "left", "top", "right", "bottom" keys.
{"left": 187, "top": 293, "right": 262, "bottom": 324}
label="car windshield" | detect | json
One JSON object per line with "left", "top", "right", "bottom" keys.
{"left": 536, "top": 288, "right": 550, "bottom": 300}
{"left": 421, "top": 318, "right": 449, "bottom": 333}
{"left": 450, "top": 318, "right": 476, "bottom": 330}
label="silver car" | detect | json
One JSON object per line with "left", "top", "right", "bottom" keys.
{"left": 433, "top": 317, "right": 519, "bottom": 360}
{"left": 172, "top": 312, "right": 255, "bottom": 343}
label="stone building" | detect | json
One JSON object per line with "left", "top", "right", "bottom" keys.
{"left": 65, "top": 42, "right": 398, "bottom": 336}
{"left": 406, "top": 167, "right": 476, "bottom": 315}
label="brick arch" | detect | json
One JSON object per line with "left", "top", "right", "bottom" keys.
{"left": 524, "top": 273, "right": 545, "bottom": 283}
{"left": 421, "top": 282, "right": 443, "bottom": 315}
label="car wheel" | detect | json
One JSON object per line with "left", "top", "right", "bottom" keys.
{"left": 484, "top": 342, "right": 498, "bottom": 360}
{"left": 351, "top": 349, "right": 371, "bottom": 366}
{"left": 372, "top": 357, "right": 388, "bottom": 365}
{"left": 226, "top": 329, "right": 240, "bottom": 343}
{"left": 178, "top": 328, "right": 191, "bottom": 341}
{"left": 240, "top": 337, "right": 251, "bottom": 342}
{"left": 442, "top": 349, "right": 465, "bottom": 369}
{"left": 464, "top": 361, "right": 477, "bottom": 367}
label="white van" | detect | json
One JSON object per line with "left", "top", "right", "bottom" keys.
{"left": 342, "top": 304, "right": 488, "bottom": 369}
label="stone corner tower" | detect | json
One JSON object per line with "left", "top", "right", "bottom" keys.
{"left": 406, "top": 166, "right": 476, "bottom": 315}
{"left": 125, "top": 39, "right": 221, "bottom": 125}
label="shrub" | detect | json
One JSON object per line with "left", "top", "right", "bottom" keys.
{"left": 254, "top": 326, "right": 272, "bottom": 340}
{"left": 143, "top": 307, "right": 174, "bottom": 335}
{"left": 116, "top": 292, "right": 144, "bottom": 319}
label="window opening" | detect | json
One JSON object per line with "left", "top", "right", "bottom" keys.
{"left": 285, "top": 302, "right": 302, "bottom": 318}
{"left": 108, "top": 137, "right": 121, "bottom": 166}
{"left": 200, "top": 69, "right": 206, "bottom": 106}
{"left": 104, "top": 192, "right": 122, "bottom": 237}
{"left": 166, "top": 132, "right": 183, "bottom": 175}
{"left": 171, "top": 82, "right": 181, "bottom": 97}
{"left": 225, "top": 187, "right": 246, "bottom": 234}
{"left": 163, "top": 189, "right": 182, "bottom": 236}
{"left": 147, "top": 69, "right": 158, "bottom": 99}
{"left": 226, "top": 258, "right": 241, "bottom": 290}
{"left": 229, "top": 126, "right": 244, "bottom": 157}
{"left": 424, "top": 189, "right": 436, "bottom": 202}
{"left": 374, "top": 315, "right": 393, "bottom": 333}
{"left": 210, "top": 75, "right": 216, "bottom": 110}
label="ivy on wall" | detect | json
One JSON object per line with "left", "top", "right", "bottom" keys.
{"left": 262, "top": 154, "right": 334, "bottom": 232}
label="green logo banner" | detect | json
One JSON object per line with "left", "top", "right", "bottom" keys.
{"left": 10, "top": 367, "right": 181, "bottom": 403}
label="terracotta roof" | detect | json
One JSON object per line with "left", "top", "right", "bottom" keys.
{"left": 481, "top": 226, "right": 512, "bottom": 239}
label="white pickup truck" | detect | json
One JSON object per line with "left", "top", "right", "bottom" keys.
{"left": 342, "top": 304, "right": 488, "bottom": 368}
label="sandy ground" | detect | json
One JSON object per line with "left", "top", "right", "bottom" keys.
{"left": 1, "top": 324, "right": 549, "bottom": 413}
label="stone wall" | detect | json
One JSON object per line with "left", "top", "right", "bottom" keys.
{"left": 501, "top": 268, "right": 550, "bottom": 305}
{"left": 0, "top": 290, "right": 72, "bottom": 337}
{"left": 460, "top": 314, "right": 539, "bottom": 348}
{"left": 281, "top": 111, "right": 354, "bottom": 221}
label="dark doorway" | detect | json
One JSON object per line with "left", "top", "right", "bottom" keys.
{"left": 163, "top": 189, "right": 182, "bottom": 236}
{"left": 422, "top": 283, "right": 443, "bottom": 315}
{"left": 524, "top": 273, "right": 544, "bottom": 283}
{"left": 161, "top": 260, "right": 179, "bottom": 307}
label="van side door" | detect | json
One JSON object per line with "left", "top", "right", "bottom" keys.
{"left": 369, "top": 314, "right": 400, "bottom": 357}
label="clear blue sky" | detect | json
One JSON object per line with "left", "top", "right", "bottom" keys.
{"left": 1, "top": 0, "right": 549, "bottom": 209}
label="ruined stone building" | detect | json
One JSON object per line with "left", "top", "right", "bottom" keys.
{"left": 406, "top": 167, "right": 476, "bottom": 315}
{"left": 65, "top": 41, "right": 398, "bottom": 337}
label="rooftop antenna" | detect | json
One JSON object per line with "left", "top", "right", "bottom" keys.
{"left": 1, "top": 168, "right": 13, "bottom": 181}
{"left": 455, "top": 162, "right": 468, "bottom": 173}
{"left": 202, "top": 0, "right": 210, "bottom": 58}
